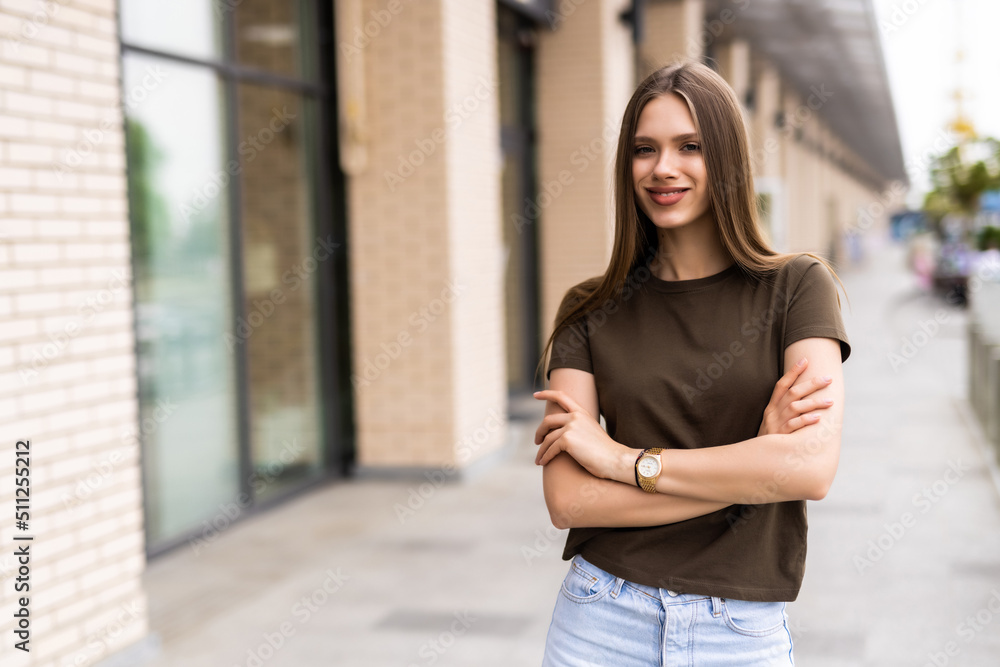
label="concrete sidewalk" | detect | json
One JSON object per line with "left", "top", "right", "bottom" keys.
{"left": 786, "top": 238, "right": 1000, "bottom": 666}
{"left": 122, "top": 238, "right": 1000, "bottom": 667}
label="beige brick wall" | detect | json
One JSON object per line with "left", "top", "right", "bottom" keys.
{"left": 0, "top": 1, "right": 149, "bottom": 665}
{"left": 714, "top": 37, "right": 749, "bottom": 104}
{"left": 601, "top": 0, "right": 637, "bottom": 241}
{"left": 441, "top": 0, "right": 508, "bottom": 469}
{"left": 749, "top": 55, "right": 782, "bottom": 179}
{"left": 345, "top": 0, "right": 507, "bottom": 468}
{"left": 775, "top": 80, "right": 884, "bottom": 261}
{"left": 718, "top": 45, "right": 888, "bottom": 263}
{"left": 536, "top": 0, "right": 634, "bottom": 356}
{"left": 640, "top": 0, "right": 704, "bottom": 75}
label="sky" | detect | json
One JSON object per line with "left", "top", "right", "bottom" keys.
{"left": 871, "top": 0, "right": 1000, "bottom": 206}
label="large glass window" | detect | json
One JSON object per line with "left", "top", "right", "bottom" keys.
{"left": 234, "top": 0, "right": 318, "bottom": 81}
{"left": 121, "top": 0, "right": 334, "bottom": 552}
{"left": 119, "top": 0, "right": 223, "bottom": 61}
{"left": 237, "top": 83, "right": 324, "bottom": 502}
{"left": 124, "top": 54, "right": 240, "bottom": 542}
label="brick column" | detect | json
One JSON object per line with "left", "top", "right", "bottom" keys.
{"left": 535, "top": 0, "right": 634, "bottom": 368}
{"left": 344, "top": 0, "right": 507, "bottom": 470}
{"left": 640, "top": 0, "right": 705, "bottom": 76}
{"left": 714, "top": 37, "right": 749, "bottom": 109}
{"left": 0, "top": 0, "right": 150, "bottom": 664}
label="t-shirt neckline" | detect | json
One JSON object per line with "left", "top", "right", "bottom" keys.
{"left": 641, "top": 261, "right": 740, "bottom": 293}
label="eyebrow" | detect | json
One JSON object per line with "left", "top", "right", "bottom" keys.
{"left": 633, "top": 133, "right": 700, "bottom": 143}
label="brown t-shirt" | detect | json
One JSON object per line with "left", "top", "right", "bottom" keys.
{"left": 545, "top": 254, "right": 851, "bottom": 602}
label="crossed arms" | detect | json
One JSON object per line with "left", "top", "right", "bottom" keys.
{"left": 534, "top": 336, "right": 844, "bottom": 530}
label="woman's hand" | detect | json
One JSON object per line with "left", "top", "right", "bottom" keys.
{"left": 758, "top": 357, "right": 834, "bottom": 437}
{"left": 533, "top": 389, "right": 635, "bottom": 483}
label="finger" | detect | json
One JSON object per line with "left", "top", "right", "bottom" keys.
{"left": 533, "top": 389, "right": 583, "bottom": 415}
{"left": 768, "top": 357, "right": 809, "bottom": 405}
{"left": 535, "top": 426, "right": 561, "bottom": 463}
{"left": 786, "top": 374, "right": 833, "bottom": 402}
{"left": 781, "top": 412, "right": 821, "bottom": 434}
{"left": 535, "top": 427, "right": 566, "bottom": 465}
{"left": 788, "top": 397, "right": 834, "bottom": 416}
{"left": 534, "top": 412, "right": 570, "bottom": 444}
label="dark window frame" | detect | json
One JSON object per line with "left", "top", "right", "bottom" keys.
{"left": 120, "top": 0, "right": 352, "bottom": 558}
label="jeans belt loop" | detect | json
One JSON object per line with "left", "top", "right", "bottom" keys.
{"left": 711, "top": 596, "right": 723, "bottom": 617}
{"left": 612, "top": 576, "right": 626, "bottom": 598}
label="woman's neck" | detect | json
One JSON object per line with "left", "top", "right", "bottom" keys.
{"left": 649, "top": 222, "right": 733, "bottom": 281}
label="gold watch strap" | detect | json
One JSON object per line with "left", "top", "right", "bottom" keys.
{"left": 637, "top": 448, "right": 663, "bottom": 493}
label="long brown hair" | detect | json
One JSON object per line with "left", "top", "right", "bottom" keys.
{"left": 536, "top": 60, "right": 845, "bottom": 386}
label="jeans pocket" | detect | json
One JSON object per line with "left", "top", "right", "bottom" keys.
{"left": 559, "top": 556, "right": 618, "bottom": 604}
{"left": 721, "top": 598, "right": 787, "bottom": 637}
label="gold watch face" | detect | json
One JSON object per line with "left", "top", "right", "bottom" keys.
{"left": 638, "top": 455, "right": 660, "bottom": 478}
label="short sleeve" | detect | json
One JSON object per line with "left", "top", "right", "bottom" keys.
{"left": 546, "top": 289, "right": 594, "bottom": 381}
{"left": 783, "top": 257, "right": 851, "bottom": 362}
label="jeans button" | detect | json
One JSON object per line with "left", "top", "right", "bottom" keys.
{"left": 666, "top": 589, "right": 679, "bottom": 597}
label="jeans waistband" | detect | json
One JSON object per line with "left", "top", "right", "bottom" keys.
{"left": 575, "top": 554, "right": 724, "bottom": 615}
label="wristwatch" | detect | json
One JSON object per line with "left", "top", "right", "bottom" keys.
{"left": 635, "top": 448, "right": 663, "bottom": 493}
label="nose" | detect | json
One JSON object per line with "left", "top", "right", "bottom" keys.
{"left": 651, "top": 150, "right": 680, "bottom": 180}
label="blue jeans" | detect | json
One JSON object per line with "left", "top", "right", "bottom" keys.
{"left": 542, "top": 554, "right": 795, "bottom": 666}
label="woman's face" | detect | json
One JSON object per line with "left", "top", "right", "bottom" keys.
{"left": 632, "top": 93, "right": 713, "bottom": 232}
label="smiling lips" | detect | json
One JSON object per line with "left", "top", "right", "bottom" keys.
{"left": 647, "top": 187, "right": 690, "bottom": 206}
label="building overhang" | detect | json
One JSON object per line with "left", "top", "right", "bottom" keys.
{"left": 705, "top": 0, "right": 909, "bottom": 188}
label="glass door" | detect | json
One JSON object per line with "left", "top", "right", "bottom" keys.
{"left": 121, "top": 0, "right": 338, "bottom": 553}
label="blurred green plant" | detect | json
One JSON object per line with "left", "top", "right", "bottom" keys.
{"left": 125, "top": 118, "right": 171, "bottom": 265}
{"left": 922, "top": 136, "right": 1000, "bottom": 223}
{"left": 976, "top": 225, "right": 1000, "bottom": 251}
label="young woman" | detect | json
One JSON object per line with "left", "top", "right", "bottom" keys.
{"left": 532, "top": 61, "right": 851, "bottom": 665}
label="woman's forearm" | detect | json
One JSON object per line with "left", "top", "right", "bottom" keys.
{"left": 543, "top": 452, "right": 731, "bottom": 529}
{"left": 605, "top": 421, "right": 842, "bottom": 505}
